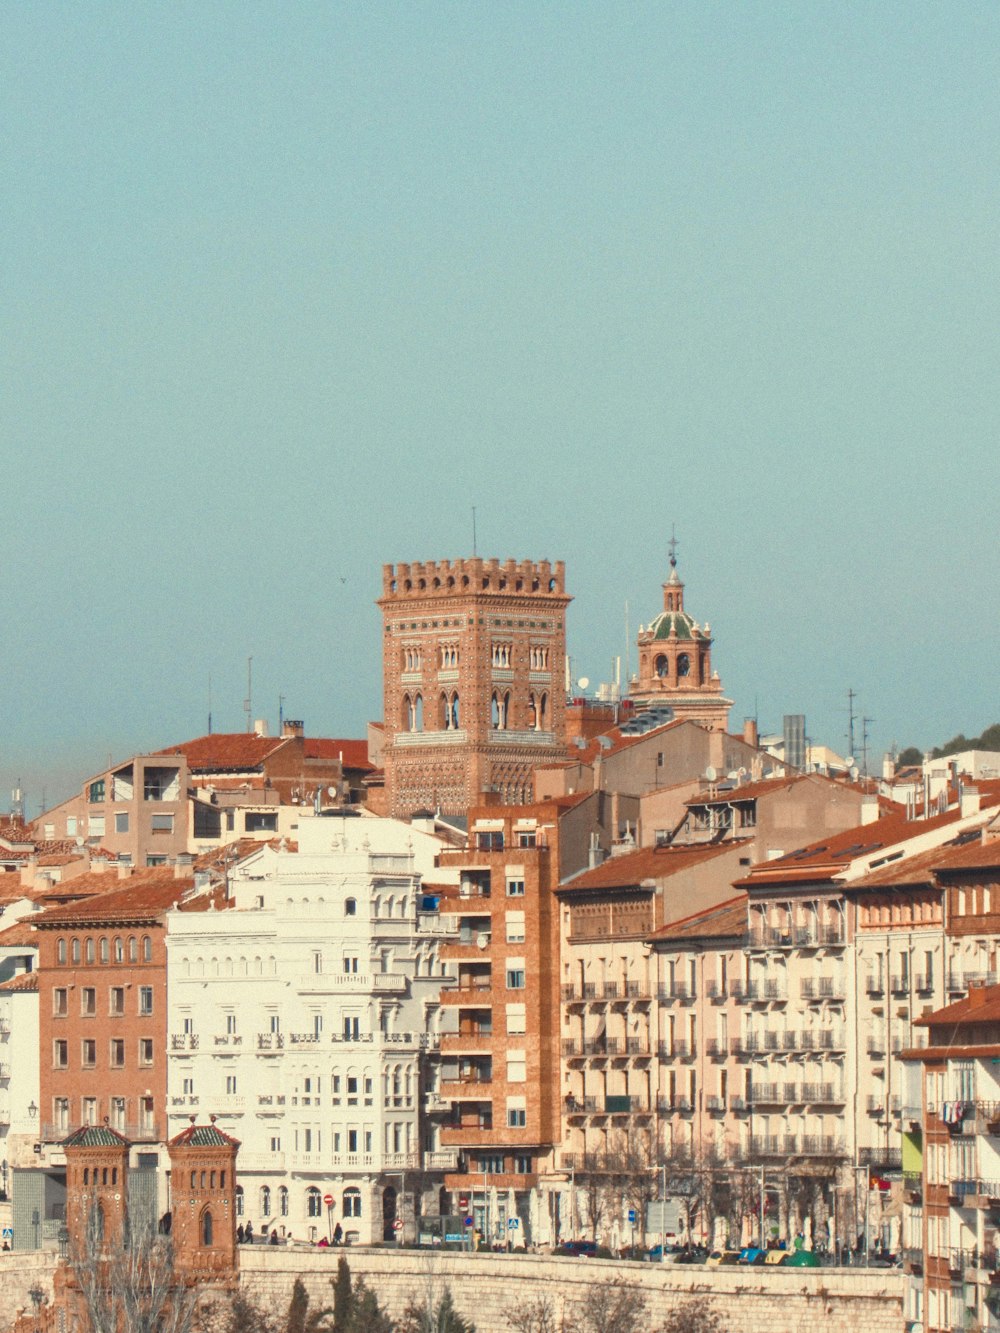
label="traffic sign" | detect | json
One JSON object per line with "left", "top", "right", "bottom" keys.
{"left": 393, "top": 1219, "right": 403, "bottom": 1231}
{"left": 323, "top": 1194, "right": 334, "bottom": 1208}
{"left": 464, "top": 1216, "right": 473, "bottom": 1227}
{"left": 627, "top": 1209, "right": 636, "bottom": 1224}
{"left": 459, "top": 1196, "right": 468, "bottom": 1209}
{"left": 508, "top": 1217, "right": 519, "bottom": 1229}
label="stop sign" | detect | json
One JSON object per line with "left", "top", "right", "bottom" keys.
{"left": 323, "top": 1194, "right": 334, "bottom": 1208}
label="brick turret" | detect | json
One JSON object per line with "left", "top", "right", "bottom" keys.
{"left": 166, "top": 1120, "right": 240, "bottom": 1281}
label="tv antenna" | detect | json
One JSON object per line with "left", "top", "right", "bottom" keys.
{"left": 244, "top": 656, "right": 253, "bottom": 732}
{"left": 846, "top": 688, "right": 858, "bottom": 762}
{"left": 861, "top": 717, "right": 875, "bottom": 778}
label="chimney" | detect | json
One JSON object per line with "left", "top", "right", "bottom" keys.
{"left": 117, "top": 862, "right": 133, "bottom": 880}
{"left": 174, "top": 853, "right": 194, "bottom": 878}
{"left": 282, "top": 719, "right": 305, "bottom": 739}
{"left": 882, "top": 753, "right": 896, "bottom": 781}
{"left": 961, "top": 785, "right": 980, "bottom": 819}
{"left": 743, "top": 718, "right": 758, "bottom": 748}
{"left": 861, "top": 794, "right": 880, "bottom": 826}
{"left": 253, "top": 719, "right": 269, "bottom": 738}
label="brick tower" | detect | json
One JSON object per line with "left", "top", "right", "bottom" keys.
{"left": 63, "top": 1124, "right": 132, "bottom": 1255}
{"left": 378, "top": 557, "right": 571, "bottom": 817}
{"left": 166, "top": 1120, "right": 240, "bottom": 1280}
{"left": 628, "top": 548, "right": 733, "bottom": 730}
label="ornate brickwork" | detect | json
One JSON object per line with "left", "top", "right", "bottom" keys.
{"left": 378, "top": 558, "right": 571, "bottom": 818}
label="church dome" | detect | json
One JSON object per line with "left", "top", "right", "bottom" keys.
{"left": 646, "top": 608, "right": 702, "bottom": 641}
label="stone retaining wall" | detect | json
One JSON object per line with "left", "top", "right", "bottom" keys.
{"left": 0, "top": 1253, "right": 57, "bottom": 1326}
{"left": 239, "top": 1248, "right": 906, "bottom": 1333}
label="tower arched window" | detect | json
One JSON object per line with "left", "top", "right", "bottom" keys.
{"left": 655, "top": 655, "right": 669, "bottom": 679}
{"left": 201, "top": 1209, "right": 213, "bottom": 1246}
{"left": 439, "top": 692, "right": 450, "bottom": 729}
{"left": 450, "top": 693, "right": 460, "bottom": 729}
{"left": 413, "top": 694, "right": 423, "bottom": 731}
{"left": 677, "top": 653, "right": 691, "bottom": 678}
{"left": 539, "top": 693, "right": 548, "bottom": 729}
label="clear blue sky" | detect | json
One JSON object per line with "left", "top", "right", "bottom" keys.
{"left": 3, "top": 3, "right": 999, "bottom": 811}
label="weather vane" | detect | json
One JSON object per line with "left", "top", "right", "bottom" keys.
{"left": 668, "top": 525, "right": 679, "bottom": 569}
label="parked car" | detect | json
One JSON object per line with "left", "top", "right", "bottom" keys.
{"left": 555, "top": 1239, "right": 598, "bottom": 1257}
{"left": 706, "top": 1249, "right": 743, "bottom": 1267}
{"left": 738, "top": 1247, "right": 768, "bottom": 1265}
{"left": 763, "top": 1250, "right": 790, "bottom": 1266}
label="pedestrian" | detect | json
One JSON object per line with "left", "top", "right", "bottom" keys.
{"left": 333, "top": 1222, "right": 343, "bottom": 1245}
{"left": 245, "top": 1220, "right": 254, "bottom": 1244}
{"left": 236, "top": 1224, "right": 245, "bottom": 1245}
{"left": 269, "top": 1228, "right": 279, "bottom": 1246}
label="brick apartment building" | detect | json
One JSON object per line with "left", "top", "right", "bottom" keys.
{"left": 378, "top": 557, "right": 571, "bottom": 818}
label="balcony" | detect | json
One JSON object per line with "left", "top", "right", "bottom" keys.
{"left": 440, "top": 1078, "right": 494, "bottom": 1101}
{"left": 424, "top": 1149, "right": 459, "bottom": 1171}
{"left": 706, "top": 981, "right": 727, "bottom": 1002}
{"left": 170, "top": 1034, "right": 199, "bottom": 1051}
{"left": 730, "top": 1035, "right": 762, "bottom": 1056}
{"left": 800, "top": 978, "right": 845, "bottom": 1001}
{"left": 866, "top": 1036, "right": 886, "bottom": 1057}
{"left": 800, "top": 1135, "right": 846, "bottom": 1157}
{"left": 751, "top": 1135, "right": 797, "bottom": 1157}
{"left": 256, "top": 1094, "right": 286, "bottom": 1108}
{"left": 705, "top": 1038, "right": 727, "bottom": 1058}
{"left": 948, "top": 1178, "right": 1000, "bottom": 1205}
{"left": 440, "top": 1032, "right": 492, "bottom": 1054}
{"left": 803, "top": 1083, "right": 843, "bottom": 1103}
{"left": 706, "top": 1096, "right": 726, "bottom": 1112}
{"left": 213, "top": 1034, "right": 243, "bottom": 1048}
{"left": 865, "top": 976, "right": 884, "bottom": 997}
{"left": 564, "top": 1095, "right": 599, "bottom": 1115}
{"left": 889, "top": 975, "right": 909, "bottom": 996}
{"left": 44, "top": 1120, "right": 161, "bottom": 1144}
{"left": 859, "top": 1147, "right": 902, "bottom": 1171}
{"left": 256, "top": 1033, "right": 284, "bottom": 1053}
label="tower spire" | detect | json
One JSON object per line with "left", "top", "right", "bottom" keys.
{"left": 667, "top": 525, "right": 679, "bottom": 570}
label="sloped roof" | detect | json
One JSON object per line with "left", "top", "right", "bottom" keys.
{"left": 0, "top": 919, "right": 40, "bottom": 948}
{"left": 152, "top": 733, "right": 288, "bottom": 770}
{"left": 32, "top": 875, "right": 197, "bottom": 926}
{"left": 0, "top": 972, "right": 38, "bottom": 992}
{"left": 63, "top": 1124, "right": 131, "bottom": 1149}
{"left": 686, "top": 774, "right": 804, "bottom": 807}
{"left": 914, "top": 985, "right": 1000, "bottom": 1028}
{"left": 169, "top": 1122, "right": 240, "bottom": 1148}
{"left": 559, "top": 840, "right": 745, "bottom": 894}
{"left": 569, "top": 717, "right": 692, "bottom": 767}
{"left": 651, "top": 893, "right": 748, "bottom": 942}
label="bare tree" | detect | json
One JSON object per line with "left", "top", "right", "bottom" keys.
{"left": 660, "top": 1298, "right": 723, "bottom": 1333}
{"left": 606, "top": 1129, "right": 659, "bottom": 1248}
{"left": 503, "top": 1295, "right": 561, "bottom": 1333}
{"left": 575, "top": 1279, "right": 647, "bottom": 1333}
{"left": 573, "top": 1152, "right": 612, "bottom": 1242}
{"left": 69, "top": 1203, "right": 200, "bottom": 1333}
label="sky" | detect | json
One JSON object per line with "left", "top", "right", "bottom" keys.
{"left": 3, "top": 3, "right": 999, "bottom": 812}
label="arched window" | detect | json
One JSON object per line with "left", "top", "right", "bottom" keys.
{"left": 343, "top": 1187, "right": 362, "bottom": 1217}
{"left": 94, "top": 1203, "right": 106, "bottom": 1244}
{"left": 413, "top": 694, "right": 423, "bottom": 731}
{"left": 677, "top": 653, "right": 691, "bottom": 678}
{"left": 439, "top": 692, "right": 451, "bottom": 730}
{"left": 85, "top": 938, "right": 95, "bottom": 964}
{"left": 71, "top": 938, "right": 80, "bottom": 964}
{"left": 114, "top": 937, "right": 124, "bottom": 963}
{"left": 142, "top": 936, "right": 152, "bottom": 962}
{"left": 655, "top": 654, "right": 669, "bottom": 678}
{"left": 128, "top": 937, "right": 137, "bottom": 963}
{"left": 539, "top": 692, "right": 548, "bottom": 729}
{"left": 235, "top": 1185, "right": 244, "bottom": 1217}
{"left": 201, "top": 1210, "right": 213, "bottom": 1246}
{"left": 260, "top": 1185, "right": 271, "bottom": 1217}
{"left": 401, "top": 693, "right": 412, "bottom": 731}
{"left": 307, "top": 1187, "right": 322, "bottom": 1218}
{"left": 190, "top": 1170, "right": 196, "bottom": 1189}
{"left": 450, "top": 693, "right": 460, "bottom": 729}
{"left": 99, "top": 937, "right": 109, "bottom": 963}
{"left": 279, "top": 1186, "right": 289, "bottom": 1217}
{"left": 345, "top": 898, "right": 357, "bottom": 917}
{"left": 57, "top": 939, "right": 67, "bottom": 965}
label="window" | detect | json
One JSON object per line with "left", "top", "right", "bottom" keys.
{"left": 347, "top": 1075, "right": 359, "bottom": 1104}
{"left": 343, "top": 1188, "right": 362, "bottom": 1217}
{"left": 345, "top": 898, "right": 357, "bottom": 917}
{"left": 506, "top": 964, "right": 526, "bottom": 990}
{"left": 110, "top": 1039, "right": 125, "bottom": 1068}
{"left": 53, "top": 1040, "right": 68, "bottom": 1068}
{"left": 113, "top": 937, "right": 124, "bottom": 962}
{"left": 139, "top": 986, "right": 153, "bottom": 1015}
{"left": 343, "top": 956, "right": 359, "bottom": 974}
{"left": 99, "top": 937, "right": 109, "bottom": 963}
{"left": 347, "top": 1129, "right": 358, "bottom": 1153}
{"left": 129, "top": 937, "right": 138, "bottom": 963}
{"left": 81, "top": 1039, "right": 96, "bottom": 1067}
{"left": 110, "top": 987, "right": 125, "bottom": 1015}
{"left": 507, "top": 1106, "right": 527, "bottom": 1128}
{"left": 307, "top": 1188, "right": 322, "bottom": 1218}
{"left": 270, "top": 1136, "right": 281, "bottom": 1153}
{"left": 245, "top": 812, "right": 278, "bottom": 833}
{"left": 505, "top": 1005, "right": 527, "bottom": 1037}
{"left": 516, "top": 831, "right": 536, "bottom": 849}
{"left": 506, "top": 912, "right": 526, "bottom": 943}
{"left": 53, "top": 989, "right": 68, "bottom": 1016}
{"left": 343, "top": 1016, "right": 360, "bottom": 1041}
{"left": 150, "top": 813, "right": 173, "bottom": 833}
{"left": 81, "top": 988, "right": 96, "bottom": 1016}
{"left": 54, "top": 1097, "right": 70, "bottom": 1129}
{"left": 88, "top": 816, "right": 105, "bottom": 838}
{"left": 89, "top": 779, "right": 105, "bottom": 803}
{"left": 183, "top": 1078, "right": 194, "bottom": 1095}
{"left": 514, "top": 1154, "right": 531, "bottom": 1174}
{"left": 139, "top": 1038, "right": 154, "bottom": 1066}
{"left": 142, "top": 935, "right": 151, "bottom": 962}
{"left": 114, "top": 812, "right": 129, "bottom": 834}
{"left": 226, "top": 1075, "right": 237, "bottom": 1094}
{"left": 479, "top": 1154, "right": 504, "bottom": 1174}
{"left": 279, "top": 1186, "right": 288, "bottom": 1216}
{"left": 71, "top": 938, "right": 80, "bottom": 964}
{"left": 236, "top": 1186, "right": 244, "bottom": 1217}
{"left": 82, "top": 1097, "right": 98, "bottom": 1125}
{"left": 110, "top": 1098, "right": 126, "bottom": 1130}
{"left": 260, "top": 1186, "right": 271, "bottom": 1217}
{"left": 507, "top": 1053, "right": 526, "bottom": 1083}
{"left": 477, "top": 831, "right": 504, "bottom": 851}
{"left": 226, "top": 1013, "right": 237, "bottom": 1035}
{"left": 85, "top": 938, "right": 95, "bottom": 964}
{"left": 506, "top": 879, "right": 525, "bottom": 897}
{"left": 201, "top": 1211, "right": 213, "bottom": 1246}
{"left": 57, "top": 938, "right": 67, "bottom": 965}
{"left": 66, "top": 816, "right": 77, "bottom": 836}
{"left": 313, "top": 951, "right": 323, "bottom": 974}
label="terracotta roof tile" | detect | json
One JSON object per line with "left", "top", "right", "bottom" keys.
{"left": 651, "top": 894, "right": 748, "bottom": 941}
{"left": 152, "top": 733, "right": 288, "bottom": 770}
{"left": 560, "top": 840, "right": 747, "bottom": 893}
{"left": 915, "top": 984, "right": 1000, "bottom": 1028}
{"left": 33, "top": 876, "right": 197, "bottom": 925}
{"left": 0, "top": 919, "right": 39, "bottom": 948}
{"left": 686, "top": 775, "right": 802, "bottom": 806}
{"left": 304, "top": 739, "right": 372, "bottom": 771}
{"left": 0, "top": 972, "right": 38, "bottom": 992}
{"left": 169, "top": 1123, "right": 240, "bottom": 1148}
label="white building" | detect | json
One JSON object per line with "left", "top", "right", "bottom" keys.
{"left": 164, "top": 809, "right": 456, "bottom": 1245}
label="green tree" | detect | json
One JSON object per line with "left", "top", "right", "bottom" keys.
{"left": 344, "top": 1279, "right": 395, "bottom": 1333}
{"left": 333, "top": 1257, "right": 354, "bottom": 1333}
{"left": 896, "top": 746, "right": 923, "bottom": 767}
{"left": 399, "top": 1286, "right": 475, "bottom": 1333}
{"left": 287, "top": 1279, "right": 311, "bottom": 1333}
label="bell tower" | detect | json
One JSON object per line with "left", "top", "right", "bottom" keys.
{"left": 167, "top": 1119, "right": 240, "bottom": 1281}
{"left": 629, "top": 541, "right": 732, "bottom": 730}
{"left": 378, "top": 557, "right": 571, "bottom": 818}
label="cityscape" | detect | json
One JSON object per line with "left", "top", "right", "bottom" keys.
{"left": 1, "top": 551, "right": 998, "bottom": 1331}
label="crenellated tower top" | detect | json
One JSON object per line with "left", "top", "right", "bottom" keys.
{"left": 380, "top": 557, "right": 567, "bottom": 601}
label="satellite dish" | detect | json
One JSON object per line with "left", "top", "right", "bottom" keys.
{"left": 75, "top": 836, "right": 85, "bottom": 847}
{"left": 738, "top": 767, "right": 748, "bottom": 778}
{"left": 705, "top": 766, "right": 717, "bottom": 781}
{"left": 845, "top": 757, "right": 855, "bottom": 769}
{"left": 327, "top": 786, "right": 337, "bottom": 797}
{"left": 577, "top": 677, "right": 590, "bottom": 690}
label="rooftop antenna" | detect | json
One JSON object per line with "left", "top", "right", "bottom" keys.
{"left": 846, "top": 689, "right": 858, "bottom": 763}
{"left": 207, "top": 673, "right": 213, "bottom": 736}
{"left": 472, "top": 505, "right": 477, "bottom": 557}
{"left": 244, "top": 656, "right": 253, "bottom": 733}
{"left": 624, "top": 599, "right": 630, "bottom": 685}
{"left": 861, "top": 717, "right": 875, "bottom": 778}
{"left": 279, "top": 694, "right": 286, "bottom": 733}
